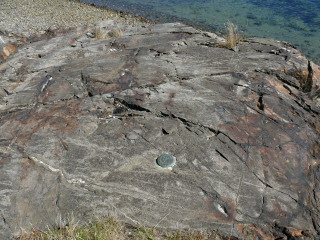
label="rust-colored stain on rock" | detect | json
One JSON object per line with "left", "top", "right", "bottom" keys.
{"left": 1, "top": 43, "right": 17, "bottom": 60}
{"left": 237, "top": 224, "right": 280, "bottom": 240}
{"left": 0, "top": 102, "right": 79, "bottom": 144}
{"left": 20, "top": 157, "right": 36, "bottom": 181}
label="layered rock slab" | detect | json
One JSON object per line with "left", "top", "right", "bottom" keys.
{"left": 0, "top": 21, "right": 320, "bottom": 239}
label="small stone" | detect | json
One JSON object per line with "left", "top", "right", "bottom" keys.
{"left": 156, "top": 154, "right": 176, "bottom": 168}
{"left": 86, "top": 32, "right": 95, "bottom": 38}
{"left": 126, "top": 132, "right": 139, "bottom": 140}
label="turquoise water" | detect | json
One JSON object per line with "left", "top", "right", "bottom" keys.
{"left": 80, "top": 0, "right": 320, "bottom": 62}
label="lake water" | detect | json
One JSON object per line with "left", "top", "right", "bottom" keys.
{"left": 79, "top": 0, "right": 320, "bottom": 62}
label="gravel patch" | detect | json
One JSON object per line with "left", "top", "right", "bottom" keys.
{"left": 0, "top": 0, "right": 149, "bottom": 36}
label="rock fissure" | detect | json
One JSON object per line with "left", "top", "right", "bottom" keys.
{"left": 200, "top": 188, "right": 229, "bottom": 217}
{"left": 1, "top": 213, "right": 8, "bottom": 229}
{"left": 267, "top": 185, "right": 299, "bottom": 203}
{"left": 233, "top": 83, "right": 270, "bottom": 112}
{"left": 215, "top": 149, "right": 230, "bottom": 162}
{"left": 136, "top": 133, "right": 159, "bottom": 150}
{"left": 217, "top": 132, "right": 283, "bottom": 195}
{"left": 199, "top": 42, "right": 220, "bottom": 48}
{"left": 244, "top": 102, "right": 283, "bottom": 125}
{"left": 282, "top": 85, "right": 320, "bottom": 115}
{"left": 293, "top": 99, "right": 319, "bottom": 115}
{"left": 159, "top": 110, "right": 219, "bottom": 137}
{"left": 80, "top": 72, "right": 91, "bottom": 96}
{"left": 0, "top": 104, "right": 35, "bottom": 114}
{"left": 311, "top": 210, "right": 320, "bottom": 234}
{"left": 151, "top": 49, "right": 169, "bottom": 57}
{"left": 216, "top": 129, "right": 296, "bottom": 203}
{"left": 216, "top": 131, "right": 239, "bottom": 146}
{"left": 259, "top": 196, "right": 265, "bottom": 218}
{"left": 257, "top": 94, "right": 264, "bottom": 111}
{"left": 0, "top": 211, "right": 12, "bottom": 237}
{"left": 208, "top": 71, "right": 235, "bottom": 77}
{"left": 256, "top": 69, "right": 300, "bottom": 89}
{"left": 303, "top": 61, "right": 314, "bottom": 93}
{"left": 114, "top": 97, "right": 151, "bottom": 113}
{"left": 55, "top": 175, "right": 62, "bottom": 227}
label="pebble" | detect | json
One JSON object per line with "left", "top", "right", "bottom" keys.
{"left": 0, "top": 0, "right": 148, "bottom": 36}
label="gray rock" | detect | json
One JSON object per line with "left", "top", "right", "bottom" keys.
{"left": 0, "top": 21, "right": 319, "bottom": 239}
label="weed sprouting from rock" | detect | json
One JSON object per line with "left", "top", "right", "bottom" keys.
{"left": 95, "top": 27, "right": 108, "bottom": 40}
{"left": 95, "top": 27, "right": 123, "bottom": 39}
{"left": 108, "top": 27, "right": 123, "bottom": 38}
{"left": 225, "top": 21, "right": 243, "bottom": 51}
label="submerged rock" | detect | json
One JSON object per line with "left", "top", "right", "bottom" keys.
{"left": 0, "top": 20, "right": 319, "bottom": 239}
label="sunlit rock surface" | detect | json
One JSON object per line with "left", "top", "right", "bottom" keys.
{"left": 0, "top": 21, "right": 320, "bottom": 239}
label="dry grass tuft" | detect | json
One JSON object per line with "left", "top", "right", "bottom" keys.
{"left": 166, "top": 231, "right": 207, "bottom": 240}
{"left": 225, "top": 21, "right": 243, "bottom": 51}
{"left": 95, "top": 27, "right": 123, "bottom": 39}
{"left": 108, "top": 27, "right": 123, "bottom": 38}
{"left": 95, "top": 27, "right": 108, "bottom": 40}
{"left": 16, "top": 217, "right": 125, "bottom": 240}
{"left": 15, "top": 217, "right": 235, "bottom": 240}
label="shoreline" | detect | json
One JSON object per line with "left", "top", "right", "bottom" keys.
{"left": 0, "top": 0, "right": 152, "bottom": 36}
{"left": 1, "top": 0, "right": 319, "bottom": 64}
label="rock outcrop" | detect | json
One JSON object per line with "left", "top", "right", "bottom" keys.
{"left": 0, "top": 21, "right": 320, "bottom": 239}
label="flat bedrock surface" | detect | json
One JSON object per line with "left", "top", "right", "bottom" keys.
{"left": 0, "top": 20, "right": 320, "bottom": 239}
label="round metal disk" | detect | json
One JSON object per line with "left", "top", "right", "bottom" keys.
{"left": 156, "top": 154, "right": 176, "bottom": 168}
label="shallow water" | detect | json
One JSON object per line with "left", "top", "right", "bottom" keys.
{"left": 80, "top": 0, "right": 320, "bottom": 62}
